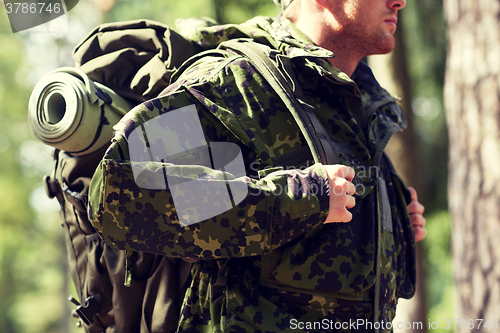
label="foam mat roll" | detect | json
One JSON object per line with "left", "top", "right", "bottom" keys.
{"left": 28, "top": 67, "right": 136, "bottom": 156}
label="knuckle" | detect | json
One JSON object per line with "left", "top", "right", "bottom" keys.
{"left": 333, "top": 177, "right": 347, "bottom": 186}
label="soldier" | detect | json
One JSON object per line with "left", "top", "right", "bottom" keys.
{"left": 88, "top": 0, "right": 426, "bottom": 331}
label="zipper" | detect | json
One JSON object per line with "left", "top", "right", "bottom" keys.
{"left": 374, "top": 177, "right": 382, "bottom": 333}
{"left": 323, "top": 67, "right": 402, "bottom": 332}
{"left": 322, "top": 70, "right": 404, "bottom": 168}
{"left": 368, "top": 97, "right": 404, "bottom": 167}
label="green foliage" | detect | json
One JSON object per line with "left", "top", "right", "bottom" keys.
{"left": 211, "top": 0, "right": 277, "bottom": 24}
{"left": 400, "top": 0, "right": 448, "bottom": 213}
{"left": 105, "top": 0, "right": 278, "bottom": 26}
{"left": 424, "top": 211, "right": 456, "bottom": 332}
{"left": 0, "top": 12, "right": 72, "bottom": 333}
{"left": 398, "top": 4, "right": 452, "bottom": 328}
{"left": 404, "top": 0, "right": 447, "bottom": 94}
{"left": 0, "top": 15, "right": 33, "bottom": 333}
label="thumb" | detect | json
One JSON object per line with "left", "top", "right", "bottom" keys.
{"left": 408, "top": 187, "right": 417, "bottom": 202}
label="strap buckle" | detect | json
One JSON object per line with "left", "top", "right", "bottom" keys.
{"left": 62, "top": 185, "right": 88, "bottom": 212}
{"left": 68, "top": 295, "right": 102, "bottom": 326}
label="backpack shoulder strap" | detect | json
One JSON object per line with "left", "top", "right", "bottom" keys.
{"left": 220, "top": 39, "right": 338, "bottom": 166}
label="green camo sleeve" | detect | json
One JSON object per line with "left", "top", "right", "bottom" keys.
{"left": 88, "top": 94, "right": 330, "bottom": 259}
{"left": 89, "top": 157, "right": 329, "bottom": 259}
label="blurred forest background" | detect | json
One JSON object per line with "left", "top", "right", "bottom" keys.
{"left": 0, "top": 0, "right": 462, "bottom": 332}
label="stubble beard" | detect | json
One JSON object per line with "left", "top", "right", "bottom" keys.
{"left": 367, "top": 26, "right": 397, "bottom": 55}
{"left": 319, "top": 20, "right": 397, "bottom": 74}
{"left": 340, "top": 22, "right": 397, "bottom": 58}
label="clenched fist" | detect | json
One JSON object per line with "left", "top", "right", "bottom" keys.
{"left": 323, "top": 165, "right": 356, "bottom": 223}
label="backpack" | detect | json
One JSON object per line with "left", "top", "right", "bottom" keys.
{"left": 32, "top": 18, "right": 336, "bottom": 332}
{"left": 38, "top": 20, "right": 202, "bottom": 332}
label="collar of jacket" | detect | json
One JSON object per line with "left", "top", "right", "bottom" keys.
{"left": 177, "top": 16, "right": 405, "bottom": 130}
{"left": 267, "top": 18, "right": 400, "bottom": 110}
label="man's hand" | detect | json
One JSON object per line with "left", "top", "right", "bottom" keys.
{"left": 407, "top": 187, "right": 427, "bottom": 242}
{"left": 324, "top": 165, "right": 356, "bottom": 223}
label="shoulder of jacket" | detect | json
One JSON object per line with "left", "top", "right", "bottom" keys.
{"left": 168, "top": 42, "right": 278, "bottom": 92}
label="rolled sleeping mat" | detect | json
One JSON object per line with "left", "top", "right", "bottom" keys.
{"left": 28, "top": 67, "right": 136, "bottom": 156}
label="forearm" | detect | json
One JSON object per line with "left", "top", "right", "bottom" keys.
{"left": 89, "top": 154, "right": 330, "bottom": 259}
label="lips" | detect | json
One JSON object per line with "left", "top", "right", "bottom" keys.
{"left": 385, "top": 18, "right": 398, "bottom": 28}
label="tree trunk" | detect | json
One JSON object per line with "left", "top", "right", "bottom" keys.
{"left": 444, "top": 0, "right": 500, "bottom": 329}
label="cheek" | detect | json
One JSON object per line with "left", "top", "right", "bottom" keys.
{"left": 343, "top": 0, "right": 359, "bottom": 19}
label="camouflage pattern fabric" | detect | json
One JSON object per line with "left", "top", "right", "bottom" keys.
{"left": 88, "top": 17, "right": 416, "bottom": 332}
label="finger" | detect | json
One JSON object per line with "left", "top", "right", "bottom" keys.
{"left": 326, "top": 197, "right": 353, "bottom": 222}
{"left": 325, "top": 208, "right": 352, "bottom": 223}
{"left": 325, "top": 165, "right": 355, "bottom": 182}
{"left": 346, "top": 182, "right": 356, "bottom": 196}
{"left": 407, "top": 201, "right": 425, "bottom": 215}
{"left": 330, "top": 191, "right": 355, "bottom": 209}
{"left": 340, "top": 166, "right": 355, "bottom": 182}
{"left": 410, "top": 214, "right": 426, "bottom": 228}
{"left": 408, "top": 187, "right": 418, "bottom": 202}
{"left": 332, "top": 178, "right": 356, "bottom": 196}
{"left": 345, "top": 195, "right": 356, "bottom": 209}
{"left": 340, "top": 210, "right": 353, "bottom": 223}
{"left": 413, "top": 225, "right": 427, "bottom": 242}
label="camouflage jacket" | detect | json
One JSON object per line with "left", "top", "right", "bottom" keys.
{"left": 89, "top": 16, "right": 416, "bottom": 332}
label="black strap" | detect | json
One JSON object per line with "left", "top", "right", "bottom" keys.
{"left": 271, "top": 146, "right": 313, "bottom": 169}
{"left": 220, "top": 39, "right": 338, "bottom": 165}
{"left": 211, "top": 259, "right": 230, "bottom": 304}
{"left": 66, "top": 86, "right": 112, "bottom": 156}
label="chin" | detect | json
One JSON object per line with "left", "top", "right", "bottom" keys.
{"left": 372, "top": 37, "right": 396, "bottom": 55}
{"left": 374, "top": 45, "right": 395, "bottom": 55}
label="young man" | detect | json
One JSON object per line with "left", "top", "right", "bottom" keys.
{"left": 89, "top": 0, "right": 426, "bottom": 331}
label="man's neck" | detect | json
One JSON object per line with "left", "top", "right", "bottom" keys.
{"left": 321, "top": 40, "right": 362, "bottom": 77}
{"left": 288, "top": 5, "right": 363, "bottom": 77}
{"left": 296, "top": 25, "right": 362, "bottom": 77}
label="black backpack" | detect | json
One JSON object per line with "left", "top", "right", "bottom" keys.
{"left": 36, "top": 19, "right": 335, "bottom": 332}
{"left": 41, "top": 20, "right": 202, "bottom": 332}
